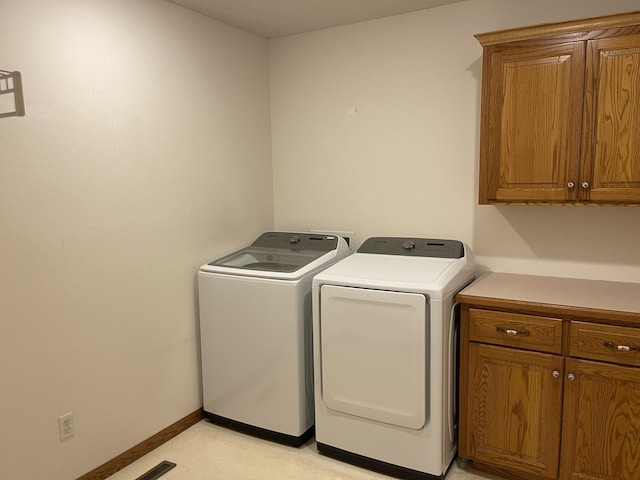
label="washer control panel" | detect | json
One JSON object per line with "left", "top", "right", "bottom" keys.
{"left": 252, "top": 232, "right": 339, "bottom": 252}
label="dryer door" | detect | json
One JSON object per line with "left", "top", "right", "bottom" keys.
{"left": 319, "top": 285, "right": 429, "bottom": 429}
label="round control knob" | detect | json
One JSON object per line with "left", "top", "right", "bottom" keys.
{"left": 289, "top": 235, "right": 300, "bottom": 244}
{"left": 402, "top": 240, "right": 415, "bottom": 250}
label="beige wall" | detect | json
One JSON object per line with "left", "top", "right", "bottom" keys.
{"left": 0, "top": 0, "right": 273, "bottom": 478}
{"left": 270, "top": 0, "right": 640, "bottom": 282}
{"left": 3, "top": 0, "right": 640, "bottom": 479}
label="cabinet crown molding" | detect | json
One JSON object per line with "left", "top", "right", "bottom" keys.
{"left": 475, "top": 10, "right": 640, "bottom": 46}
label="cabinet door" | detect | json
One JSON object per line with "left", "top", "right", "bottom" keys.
{"left": 560, "top": 358, "right": 640, "bottom": 480}
{"left": 464, "top": 343, "right": 564, "bottom": 478}
{"left": 582, "top": 34, "right": 640, "bottom": 203}
{"left": 479, "top": 42, "right": 585, "bottom": 204}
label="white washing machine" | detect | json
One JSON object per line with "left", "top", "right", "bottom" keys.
{"left": 198, "top": 232, "right": 350, "bottom": 447}
{"left": 312, "top": 237, "right": 475, "bottom": 479}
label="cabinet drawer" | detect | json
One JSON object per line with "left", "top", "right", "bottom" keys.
{"left": 469, "top": 308, "right": 563, "bottom": 354}
{"left": 570, "top": 321, "right": 640, "bottom": 367}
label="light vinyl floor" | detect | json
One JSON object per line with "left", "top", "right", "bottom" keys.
{"left": 107, "top": 420, "right": 503, "bottom": 480}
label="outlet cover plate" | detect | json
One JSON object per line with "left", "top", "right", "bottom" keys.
{"left": 58, "top": 412, "right": 74, "bottom": 440}
{"left": 310, "top": 230, "right": 355, "bottom": 250}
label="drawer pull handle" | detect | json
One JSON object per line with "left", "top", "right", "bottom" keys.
{"left": 496, "top": 326, "right": 530, "bottom": 336}
{"left": 603, "top": 341, "right": 640, "bottom": 352}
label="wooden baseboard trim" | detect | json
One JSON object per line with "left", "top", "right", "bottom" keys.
{"left": 77, "top": 408, "right": 204, "bottom": 480}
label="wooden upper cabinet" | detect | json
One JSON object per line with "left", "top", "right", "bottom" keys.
{"left": 480, "top": 42, "right": 584, "bottom": 203}
{"left": 583, "top": 34, "right": 640, "bottom": 202}
{"left": 476, "top": 11, "right": 640, "bottom": 205}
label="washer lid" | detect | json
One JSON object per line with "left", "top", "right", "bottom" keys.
{"left": 210, "top": 246, "right": 325, "bottom": 273}
{"left": 200, "top": 232, "right": 348, "bottom": 279}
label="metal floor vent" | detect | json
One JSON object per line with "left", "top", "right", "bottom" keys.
{"left": 134, "top": 461, "right": 177, "bottom": 480}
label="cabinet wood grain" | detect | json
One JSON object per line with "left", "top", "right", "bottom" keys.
{"left": 560, "top": 359, "right": 640, "bottom": 479}
{"left": 476, "top": 11, "right": 640, "bottom": 205}
{"left": 464, "top": 343, "right": 563, "bottom": 478}
{"left": 469, "top": 308, "right": 563, "bottom": 354}
{"left": 458, "top": 272, "right": 640, "bottom": 480}
{"left": 582, "top": 33, "right": 640, "bottom": 203}
{"left": 570, "top": 321, "right": 640, "bottom": 367}
{"left": 479, "top": 42, "right": 584, "bottom": 203}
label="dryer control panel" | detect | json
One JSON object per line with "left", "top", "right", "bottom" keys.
{"left": 357, "top": 237, "right": 464, "bottom": 258}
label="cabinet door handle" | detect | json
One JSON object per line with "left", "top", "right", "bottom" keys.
{"left": 581, "top": 181, "right": 590, "bottom": 189}
{"left": 552, "top": 370, "right": 560, "bottom": 378}
{"left": 603, "top": 341, "right": 640, "bottom": 352}
{"left": 567, "top": 181, "right": 575, "bottom": 189}
{"left": 567, "top": 373, "right": 576, "bottom": 381}
{"left": 496, "top": 326, "right": 530, "bottom": 336}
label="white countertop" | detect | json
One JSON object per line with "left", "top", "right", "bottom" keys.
{"left": 458, "top": 272, "right": 640, "bottom": 315}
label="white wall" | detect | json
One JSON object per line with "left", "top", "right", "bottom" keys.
{"left": 0, "top": 1, "right": 273, "bottom": 478}
{"left": 270, "top": 0, "right": 640, "bottom": 282}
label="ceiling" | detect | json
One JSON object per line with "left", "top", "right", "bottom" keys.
{"left": 164, "top": 0, "right": 467, "bottom": 38}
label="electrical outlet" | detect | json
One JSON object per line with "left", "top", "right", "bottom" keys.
{"left": 311, "top": 230, "right": 355, "bottom": 250}
{"left": 58, "top": 412, "right": 74, "bottom": 441}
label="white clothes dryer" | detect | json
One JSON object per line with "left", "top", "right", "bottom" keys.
{"left": 198, "top": 232, "right": 350, "bottom": 447}
{"left": 312, "top": 237, "right": 475, "bottom": 479}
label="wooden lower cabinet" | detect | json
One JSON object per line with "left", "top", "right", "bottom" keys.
{"left": 462, "top": 343, "right": 564, "bottom": 478}
{"left": 560, "top": 359, "right": 640, "bottom": 480}
{"left": 457, "top": 273, "right": 640, "bottom": 480}
{"left": 460, "top": 313, "right": 640, "bottom": 480}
